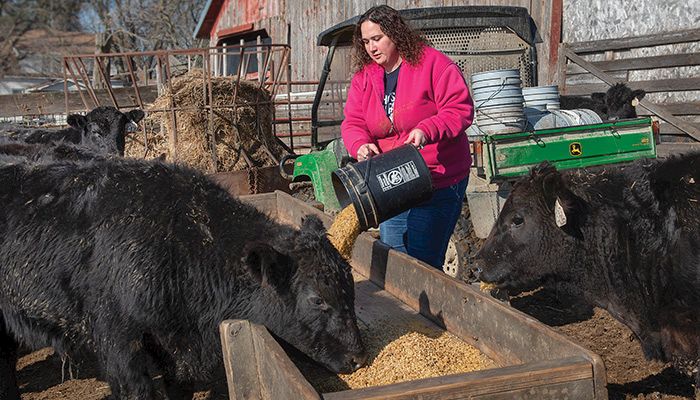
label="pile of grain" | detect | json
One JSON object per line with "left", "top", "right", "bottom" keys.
{"left": 125, "top": 69, "right": 287, "bottom": 173}
{"left": 300, "top": 320, "right": 495, "bottom": 393}
{"left": 327, "top": 205, "right": 362, "bottom": 259}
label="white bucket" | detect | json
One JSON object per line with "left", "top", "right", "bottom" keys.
{"left": 472, "top": 88, "right": 523, "bottom": 102}
{"left": 523, "top": 85, "right": 560, "bottom": 112}
{"left": 532, "top": 108, "right": 603, "bottom": 130}
{"left": 470, "top": 69, "right": 526, "bottom": 134}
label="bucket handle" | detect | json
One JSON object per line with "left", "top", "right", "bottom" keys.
{"left": 357, "top": 154, "right": 373, "bottom": 195}
{"left": 279, "top": 154, "right": 299, "bottom": 181}
{"left": 475, "top": 78, "right": 508, "bottom": 110}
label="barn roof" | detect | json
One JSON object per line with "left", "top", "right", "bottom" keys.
{"left": 193, "top": 0, "right": 225, "bottom": 39}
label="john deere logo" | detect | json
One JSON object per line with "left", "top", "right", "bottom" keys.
{"left": 569, "top": 142, "right": 582, "bottom": 156}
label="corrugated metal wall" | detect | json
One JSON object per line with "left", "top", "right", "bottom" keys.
{"left": 563, "top": 0, "right": 699, "bottom": 103}
{"left": 208, "top": 0, "right": 558, "bottom": 86}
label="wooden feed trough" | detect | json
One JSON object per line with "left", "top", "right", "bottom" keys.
{"left": 220, "top": 191, "right": 608, "bottom": 399}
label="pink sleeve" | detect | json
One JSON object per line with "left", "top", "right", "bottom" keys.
{"left": 341, "top": 73, "right": 374, "bottom": 158}
{"left": 415, "top": 64, "right": 474, "bottom": 143}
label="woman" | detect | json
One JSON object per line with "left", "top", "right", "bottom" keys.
{"left": 341, "top": 5, "right": 474, "bottom": 269}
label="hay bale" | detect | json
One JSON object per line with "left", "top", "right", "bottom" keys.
{"left": 125, "top": 69, "right": 287, "bottom": 173}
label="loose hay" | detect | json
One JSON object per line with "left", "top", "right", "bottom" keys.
{"left": 299, "top": 320, "right": 496, "bottom": 393}
{"left": 125, "top": 69, "right": 287, "bottom": 173}
{"left": 480, "top": 282, "right": 498, "bottom": 292}
{"left": 328, "top": 205, "right": 362, "bottom": 259}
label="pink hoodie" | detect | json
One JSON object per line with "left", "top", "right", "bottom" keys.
{"left": 341, "top": 46, "right": 474, "bottom": 189}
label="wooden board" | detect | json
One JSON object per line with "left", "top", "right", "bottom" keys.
{"left": 323, "top": 357, "right": 593, "bottom": 400}
{"left": 220, "top": 319, "right": 321, "bottom": 400}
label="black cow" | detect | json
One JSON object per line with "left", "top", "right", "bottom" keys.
{"left": 0, "top": 137, "right": 109, "bottom": 163}
{"left": 559, "top": 91, "right": 608, "bottom": 118}
{"left": 0, "top": 157, "right": 366, "bottom": 399}
{"left": 560, "top": 83, "right": 646, "bottom": 121}
{"left": 1, "top": 106, "right": 144, "bottom": 156}
{"left": 475, "top": 155, "right": 699, "bottom": 389}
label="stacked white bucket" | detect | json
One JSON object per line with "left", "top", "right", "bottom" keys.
{"left": 470, "top": 69, "right": 526, "bottom": 135}
{"left": 522, "top": 85, "right": 602, "bottom": 129}
{"left": 523, "top": 85, "right": 559, "bottom": 130}
{"left": 467, "top": 69, "right": 604, "bottom": 135}
{"left": 523, "top": 85, "right": 560, "bottom": 111}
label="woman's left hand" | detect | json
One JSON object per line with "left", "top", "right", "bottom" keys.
{"left": 404, "top": 128, "right": 427, "bottom": 149}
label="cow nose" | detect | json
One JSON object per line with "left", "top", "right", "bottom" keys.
{"left": 351, "top": 352, "right": 368, "bottom": 371}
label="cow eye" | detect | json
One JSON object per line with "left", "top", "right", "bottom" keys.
{"left": 512, "top": 215, "right": 524, "bottom": 226}
{"left": 309, "top": 296, "right": 325, "bottom": 306}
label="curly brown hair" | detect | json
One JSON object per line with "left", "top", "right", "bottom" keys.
{"left": 352, "top": 5, "right": 425, "bottom": 72}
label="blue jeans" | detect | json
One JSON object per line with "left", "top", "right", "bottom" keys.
{"left": 379, "top": 177, "right": 468, "bottom": 269}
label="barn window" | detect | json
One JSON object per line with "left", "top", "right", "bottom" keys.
{"left": 216, "top": 29, "right": 271, "bottom": 79}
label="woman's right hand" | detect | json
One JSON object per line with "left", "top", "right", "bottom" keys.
{"left": 357, "top": 143, "right": 380, "bottom": 161}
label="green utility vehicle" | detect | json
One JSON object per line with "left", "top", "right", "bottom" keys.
{"left": 280, "top": 6, "right": 658, "bottom": 278}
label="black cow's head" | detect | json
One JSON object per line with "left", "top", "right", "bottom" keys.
{"left": 241, "top": 215, "right": 366, "bottom": 374}
{"left": 67, "top": 106, "right": 145, "bottom": 156}
{"left": 605, "top": 83, "right": 645, "bottom": 121}
{"left": 475, "top": 163, "right": 588, "bottom": 291}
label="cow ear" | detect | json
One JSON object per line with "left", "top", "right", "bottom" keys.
{"left": 298, "top": 215, "right": 327, "bottom": 246}
{"left": 591, "top": 92, "right": 606, "bottom": 102}
{"left": 301, "top": 214, "right": 326, "bottom": 234}
{"left": 630, "top": 89, "right": 645, "bottom": 105}
{"left": 242, "top": 242, "right": 294, "bottom": 290}
{"left": 542, "top": 171, "right": 587, "bottom": 239}
{"left": 67, "top": 114, "right": 87, "bottom": 129}
{"left": 127, "top": 109, "right": 145, "bottom": 123}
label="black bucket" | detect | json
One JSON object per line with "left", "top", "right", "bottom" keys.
{"left": 332, "top": 144, "right": 433, "bottom": 230}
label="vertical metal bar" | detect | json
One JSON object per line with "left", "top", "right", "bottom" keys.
{"left": 156, "top": 55, "right": 163, "bottom": 95}
{"left": 63, "top": 59, "right": 69, "bottom": 117}
{"left": 94, "top": 56, "right": 119, "bottom": 108}
{"left": 285, "top": 47, "right": 294, "bottom": 152}
{"left": 257, "top": 36, "right": 263, "bottom": 84}
{"left": 311, "top": 39, "right": 337, "bottom": 149}
{"left": 222, "top": 43, "right": 228, "bottom": 76}
{"left": 239, "top": 39, "right": 246, "bottom": 79}
{"left": 160, "top": 54, "right": 178, "bottom": 160}
{"left": 123, "top": 55, "right": 144, "bottom": 109}
{"left": 257, "top": 46, "right": 272, "bottom": 91}
{"left": 270, "top": 47, "right": 289, "bottom": 100}
{"left": 262, "top": 46, "right": 272, "bottom": 86}
{"left": 205, "top": 49, "right": 217, "bottom": 171}
{"left": 232, "top": 45, "right": 244, "bottom": 106}
{"left": 65, "top": 59, "right": 91, "bottom": 111}
{"left": 75, "top": 57, "right": 100, "bottom": 107}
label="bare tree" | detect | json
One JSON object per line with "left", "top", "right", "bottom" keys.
{"left": 0, "top": 0, "right": 84, "bottom": 76}
{"left": 85, "top": 0, "right": 205, "bottom": 78}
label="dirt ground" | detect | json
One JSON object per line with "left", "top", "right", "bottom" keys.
{"left": 509, "top": 287, "right": 696, "bottom": 400}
